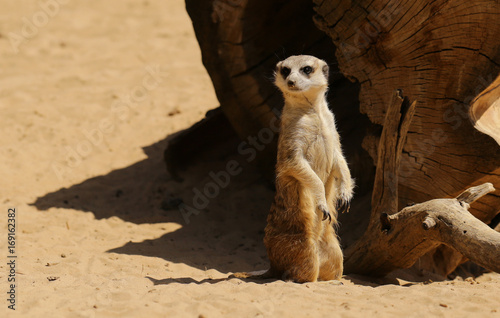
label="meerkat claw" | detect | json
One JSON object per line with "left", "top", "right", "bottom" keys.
{"left": 323, "top": 211, "right": 332, "bottom": 223}
{"left": 320, "top": 207, "right": 332, "bottom": 223}
{"left": 336, "top": 200, "right": 350, "bottom": 214}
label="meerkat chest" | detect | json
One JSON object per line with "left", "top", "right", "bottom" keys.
{"left": 299, "top": 112, "right": 336, "bottom": 170}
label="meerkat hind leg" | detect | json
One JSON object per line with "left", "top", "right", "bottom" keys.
{"left": 267, "top": 233, "right": 320, "bottom": 283}
{"left": 317, "top": 230, "right": 343, "bottom": 281}
{"left": 281, "top": 249, "right": 320, "bottom": 283}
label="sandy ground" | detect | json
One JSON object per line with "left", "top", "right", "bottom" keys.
{"left": 1, "top": 1, "right": 499, "bottom": 317}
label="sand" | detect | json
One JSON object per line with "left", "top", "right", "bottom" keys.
{"left": 1, "top": 1, "right": 499, "bottom": 317}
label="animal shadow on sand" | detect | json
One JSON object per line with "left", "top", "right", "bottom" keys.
{"left": 31, "top": 130, "right": 274, "bottom": 277}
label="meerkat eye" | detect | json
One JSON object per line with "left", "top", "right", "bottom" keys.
{"left": 280, "top": 67, "right": 291, "bottom": 78}
{"left": 302, "top": 66, "right": 313, "bottom": 75}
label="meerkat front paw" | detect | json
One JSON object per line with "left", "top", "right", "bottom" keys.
{"left": 337, "top": 178, "right": 355, "bottom": 213}
{"left": 342, "top": 178, "right": 355, "bottom": 200}
{"left": 317, "top": 204, "right": 332, "bottom": 223}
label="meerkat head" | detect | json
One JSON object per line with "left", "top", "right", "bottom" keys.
{"left": 274, "top": 55, "right": 329, "bottom": 100}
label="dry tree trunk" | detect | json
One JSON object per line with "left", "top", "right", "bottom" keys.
{"left": 313, "top": 0, "right": 500, "bottom": 276}
{"left": 344, "top": 90, "right": 500, "bottom": 276}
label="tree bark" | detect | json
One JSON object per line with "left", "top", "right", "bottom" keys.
{"left": 343, "top": 90, "right": 500, "bottom": 276}
{"left": 313, "top": 0, "right": 500, "bottom": 275}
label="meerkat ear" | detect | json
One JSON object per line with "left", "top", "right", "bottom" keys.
{"left": 322, "top": 63, "right": 329, "bottom": 79}
{"left": 275, "top": 61, "right": 282, "bottom": 74}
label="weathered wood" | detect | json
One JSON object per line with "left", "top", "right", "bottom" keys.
{"left": 313, "top": 0, "right": 500, "bottom": 276}
{"left": 457, "top": 183, "right": 496, "bottom": 205}
{"left": 470, "top": 73, "right": 500, "bottom": 146}
{"left": 345, "top": 184, "right": 500, "bottom": 276}
{"left": 370, "top": 90, "right": 416, "bottom": 220}
{"left": 344, "top": 91, "right": 416, "bottom": 274}
{"left": 344, "top": 90, "right": 500, "bottom": 276}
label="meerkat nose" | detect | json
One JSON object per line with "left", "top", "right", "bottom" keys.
{"left": 287, "top": 80, "right": 295, "bottom": 88}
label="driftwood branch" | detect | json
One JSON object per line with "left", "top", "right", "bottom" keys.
{"left": 379, "top": 185, "right": 500, "bottom": 274}
{"left": 370, "top": 90, "right": 416, "bottom": 219}
{"left": 456, "top": 183, "right": 496, "bottom": 205}
{"left": 344, "top": 91, "right": 500, "bottom": 276}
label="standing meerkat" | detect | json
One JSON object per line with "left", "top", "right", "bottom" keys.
{"left": 263, "top": 55, "right": 354, "bottom": 283}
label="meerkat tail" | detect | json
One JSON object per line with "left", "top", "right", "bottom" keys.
{"left": 229, "top": 269, "right": 273, "bottom": 280}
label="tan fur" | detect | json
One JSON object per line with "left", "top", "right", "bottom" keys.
{"left": 263, "top": 55, "right": 354, "bottom": 283}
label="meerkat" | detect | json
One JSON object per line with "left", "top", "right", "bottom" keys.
{"left": 231, "top": 55, "right": 354, "bottom": 283}
{"left": 265, "top": 55, "right": 354, "bottom": 283}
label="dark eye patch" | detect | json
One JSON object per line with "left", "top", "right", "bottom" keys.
{"left": 302, "top": 66, "right": 313, "bottom": 75}
{"left": 280, "top": 67, "right": 291, "bottom": 78}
